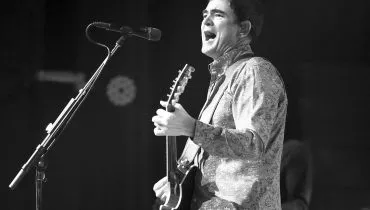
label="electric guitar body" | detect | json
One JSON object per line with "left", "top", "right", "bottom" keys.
{"left": 159, "top": 163, "right": 197, "bottom": 210}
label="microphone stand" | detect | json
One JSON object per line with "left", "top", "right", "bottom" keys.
{"left": 9, "top": 34, "right": 127, "bottom": 210}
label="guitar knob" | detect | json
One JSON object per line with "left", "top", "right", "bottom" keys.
{"left": 177, "top": 159, "right": 190, "bottom": 174}
{"left": 179, "top": 159, "right": 189, "bottom": 165}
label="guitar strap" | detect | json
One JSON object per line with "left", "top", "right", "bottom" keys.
{"left": 177, "top": 55, "right": 253, "bottom": 168}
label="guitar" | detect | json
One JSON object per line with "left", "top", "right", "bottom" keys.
{"left": 160, "top": 64, "right": 197, "bottom": 210}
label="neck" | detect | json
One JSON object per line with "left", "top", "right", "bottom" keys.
{"left": 212, "top": 38, "right": 251, "bottom": 61}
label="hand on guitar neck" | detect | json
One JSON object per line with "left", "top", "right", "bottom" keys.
{"left": 152, "top": 101, "right": 196, "bottom": 137}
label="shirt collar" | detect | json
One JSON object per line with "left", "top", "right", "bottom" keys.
{"left": 208, "top": 44, "right": 253, "bottom": 78}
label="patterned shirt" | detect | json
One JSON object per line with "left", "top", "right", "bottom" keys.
{"left": 190, "top": 44, "right": 288, "bottom": 209}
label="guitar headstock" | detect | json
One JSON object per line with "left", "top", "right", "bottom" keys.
{"left": 166, "top": 64, "right": 195, "bottom": 112}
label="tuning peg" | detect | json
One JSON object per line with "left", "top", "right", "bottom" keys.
{"left": 177, "top": 86, "right": 184, "bottom": 92}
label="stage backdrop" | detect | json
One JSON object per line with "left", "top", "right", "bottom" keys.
{"left": 4, "top": 0, "right": 370, "bottom": 209}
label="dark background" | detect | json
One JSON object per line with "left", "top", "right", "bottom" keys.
{"left": 3, "top": 0, "right": 370, "bottom": 209}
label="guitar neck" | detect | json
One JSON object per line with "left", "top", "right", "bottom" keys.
{"left": 163, "top": 63, "right": 194, "bottom": 181}
{"left": 166, "top": 135, "right": 177, "bottom": 178}
{"left": 165, "top": 103, "right": 178, "bottom": 178}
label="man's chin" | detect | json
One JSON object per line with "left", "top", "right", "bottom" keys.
{"left": 201, "top": 47, "right": 217, "bottom": 59}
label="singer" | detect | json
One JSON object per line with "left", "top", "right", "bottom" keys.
{"left": 152, "top": 0, "right": 287, "bottom": 209}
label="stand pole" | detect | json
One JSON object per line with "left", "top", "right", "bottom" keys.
{"left": 35, "top": 156, "right": 47, "bottom": 210}
{"left": 9, "top": 33, "right": 127, "bottom": 210}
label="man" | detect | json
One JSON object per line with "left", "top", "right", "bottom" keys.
{"left": 152, "top": 0, "right": 287, "bottom": 209}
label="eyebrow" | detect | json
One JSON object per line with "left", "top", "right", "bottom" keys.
{"left": 202, "top": 9, "right": 227, "bottom": 16}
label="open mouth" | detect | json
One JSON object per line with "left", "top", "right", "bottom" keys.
{"left": 204, "top": 31, "right": 216, "bottom": 41}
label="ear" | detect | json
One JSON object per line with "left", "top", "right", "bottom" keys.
{"left": 239, "top": 20, "right": 252, "bottom": 37}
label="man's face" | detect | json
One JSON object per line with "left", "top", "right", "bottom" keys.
{"left": 201, "top": 0, "right": 240, "bottom": 59}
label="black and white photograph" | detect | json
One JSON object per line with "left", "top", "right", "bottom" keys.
{"left": 3, "top": 0, "right": 370, "bottom": 209}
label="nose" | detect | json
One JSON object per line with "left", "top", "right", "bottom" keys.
{"left": 202, "top": 14, "right": 213, "bottom": 27}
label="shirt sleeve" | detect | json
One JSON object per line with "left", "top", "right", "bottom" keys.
{"left": 192, "top": 60, "right": 285, "bottom": 159}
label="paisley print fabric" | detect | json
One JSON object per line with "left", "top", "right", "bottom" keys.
{"left": 190, "top": 45, "right": 288, "bottom": 209}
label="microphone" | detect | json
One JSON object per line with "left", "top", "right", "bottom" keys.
{"left": 92, "top": 22, "right": 161, "bottom": 41}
